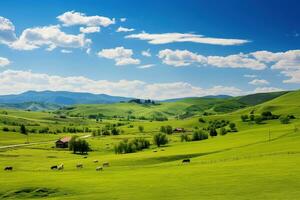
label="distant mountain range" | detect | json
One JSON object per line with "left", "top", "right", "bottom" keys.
{"left": 0, "top": 91, "right": 133, "bottom": 107}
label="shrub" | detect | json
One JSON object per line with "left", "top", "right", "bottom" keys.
{"left": 209, "top": 128, "right": 218, "bottom": 137}
{"left": 229, "top": 123, "right": 238, "bottom": 132}
{"left": 111, "top": 127, "right": 120, "bottom": 135}
{"left": 138, "top": 125, "right": 144, "bottom": 133}
{"left": 153, "top": 133, "right": 168, "bottom": 147}
{"left": 180, "top": 133, "right": 191, "bottom": 142}
{"left": 220, "top": 127, "right": 227, "bottom": 135}
{"left": 198, "top": 118, "right": 206, "bottom": 123}
{"left": 254, "top": 116, "right": 263, "bottom": 124}
{"left": 160, "top": 125, "right": 173, "bottom": 134}
{"left": 192, "top": 130, "right": 208, "bottom": 141}
{"left": 279, "top": 116, "right": 290, "bottom": 124}
{"left": 2, "top": 127, "right": 9, "bottom": 132}
{"left": 241, "top": 115, "right": 248, "bottom": 122}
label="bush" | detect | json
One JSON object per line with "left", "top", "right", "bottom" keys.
{"left": 241, "top": 115, "right": 248, "bottom": 122}
{"left": 279, "top": 116, "right": 290, "bottom": 124}
{"left": 180, "top": 133, "right": 191, "bottom": 142}
{"left": 111, "top": 127, "right": 120, "bottom": 135}
{"left": 160, "top": 125, "right": 173, "bottom": 134}
{"left": 153, "top": 133, "right": 168, "bottom": 147}
{"left": 192, "top": 130, "right": 208, "bottom": 141}
{"left": 209, "top": 128, "right": 218, "bottom": 137}
{"left": 220, "top": 127, "right": 227, "bottom": 135}
{"left": 138, "top": 126, "right": 144, "bottom": 133}
{"left": 229, "top": 123, "right": 238, "bottom": 132}
{"left": 2, "top": 127, "right": 9, "bottom": 132}
{"left": 114, "top": 138, "right": 150, "bottom": 154}
{"left": 254, "top": 116, "right": 263, "bottom": 124}
{"left": 198, "top": 118, "right": 206, "bottom": 123}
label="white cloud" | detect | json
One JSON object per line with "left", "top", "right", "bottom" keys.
{"left": 61, "top": 49, "right": 72, "bottom": 54}
{"left": 137, "top": 64, "right": 155, "bottom": 69}
{"left": 253, "top": 87, "right": 283, "bottom": 93}
{"left": 126, "top": 32, "right": 249, "bottom": 46}
{"left": 158, "top": 49, "right": 266, "bottom": 70}
{"left": 141, "top": 49, "right": 151, "bottom": 57}
{"left": 0, "top": 16, "right": 17, "bottom": 45}
{"left": 244, "top": 74, "right": 257, "bottom": 78}
{"left": 97, "top": 46, "right": 140, "bottom": 66}
{"left": 10, "top": 25, "right": 91, "bottom": 51}
{"left": 0, "top": 70, "right": 244, "bottom": 99}
{"left": 57, "top": 11, "right": 115, "bottom": 27}
{"left": 79, "top": 26, "right": 100, "bottom": 34}
{"left": 0, "top": 57, "right": 10, "bottom": 67}
{"left": 281, "top": 70, "right": 300, "bottom": 83}
{"left": 158, "top": 49, "right": 206, "bottom": 67}
{"left": 248, "top": 79, "right": 269, "bottom": 85}
{"left": 120, "top": 18, "right": 127, "bottom": 22}
{"left": 116, "top": 26, "right": 135, "bottom": 32}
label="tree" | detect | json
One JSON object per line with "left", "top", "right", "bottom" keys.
{"left": 192, "top": 130, "right": 208, "bottom": 141}
{"left": 241, "top": 115, "right": 248, "bottom": 122}
{"left": 153, "top": 133, "right": 168, "bottom": 147}
{"left": 20, "top": 124, "right": 27, "bottom": 135}
{"left": 111, "top": 127, "right": 120, "bottom": 135}
{"left": 69, "top": 136, "right": 90, "bottom": 154}
{"left": 254, "top": 116, "right": 263, "bottom": 124}
{"left": 180, "top": 133, "right": 190, "bottom": 142}
{"left": 220, "top": 127, "right": 227, "bottom": 135}
{"left": 138, "top": 125, "right": 144, "bottom": 133}
{"left": 198, "top": 118, "right": 206, "bottom": 123}
{"left": 229, "top": 123, "right": 237, "bottom": 132}
{"left": 279, "top": 116, "right": 290, "bottom": 124}
{"left": 209, "top": 128, "right": 218, "bottom": 137}
{"left": 160, "top": 125, "right": 173, "bottom": 134}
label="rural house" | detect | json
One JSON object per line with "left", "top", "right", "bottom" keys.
{"left": 55, "top": 136, "right": 71, "bottom": 148}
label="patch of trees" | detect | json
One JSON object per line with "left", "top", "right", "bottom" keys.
{"left": 198, "top": 118, "right": 206, "bottom": 123}
{"left": 160, "top": 125, "right": 173, "bottom": 134}
{"left": 204, "top": 119, "right": 237, "bottom": 136}
{"left": 153, "top": 133, "right": 168, "bottom": 147}
{"left": 181, "top": 130, "right": 208, "bottom": 142}
{"left": 129, "top": 99, "right": 156, "bottom": 105}
{"left": 114, "top": 138, "right": 150, "bottom": 154}
{"left": 69, "top": 136, "right": 90, "bottom": 154}
{"left": 241, "top": 111, "right": 295, "bottom": 124}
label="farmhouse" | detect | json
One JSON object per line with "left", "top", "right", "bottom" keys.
{"left": 174, "top": 128, "right": 185, "bottom": 132}
{"left": 55, "top": 136, "right": 71, "bottom": 148}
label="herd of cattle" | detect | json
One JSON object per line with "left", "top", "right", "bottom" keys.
{"left": 4, "top": 158, "right": 190, "bottom": 171}
{"left": 4, "top": 160, "right": 110, "bottom": 171}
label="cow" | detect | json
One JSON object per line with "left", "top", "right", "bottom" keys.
{"left": 96, "top": 166, "right": 103, "bottom": 171}
{"left": 76, "top": 164, "right": 83, "bottom": 169}
{"left": 51, "top": 165, "right": 58, "bottom": 170}
{"left": 182, "top": 158, "right": 190, "bottom": 164}
{"left": 4, "top": 166, "right": 13, "bottom": 171}
{"left": 58, "top": 164, "right": 64, "bottom": 170}
{"left": 102, "top": 162, "right": 109, "bottom": 167}
{"left": 93, "top": 160, "right": 99, "bottom": 163}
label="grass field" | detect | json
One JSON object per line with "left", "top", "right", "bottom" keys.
{"left": 0, "top": 91, "right": 299, "bottom": 199}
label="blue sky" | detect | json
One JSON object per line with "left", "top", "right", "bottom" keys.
{"left": 0, "top": 0, "right": 299, "bottom": 99}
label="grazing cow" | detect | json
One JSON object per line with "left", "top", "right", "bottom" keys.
{"left": 51, "top": 165, "right": 58, "bottom": 170}
{"left": 76, "top": 164, "right": 83, "bottom": 169}
{"left": 93, "top": 160, "right": 99, "bottom": 163}
{"left": 182, "top": 159, "right": 190, "bottom": 164}
{"left": 4, "top": 166, "right": 13, "bottom": 171}
{"left": 96, "top": 166, "right": 103, "bottom": 171}
{"left": 58, "top": 164, "right": 64, "bottom": 170}
{"left": 102, "top": 162, "right": 109, "bottom": 167}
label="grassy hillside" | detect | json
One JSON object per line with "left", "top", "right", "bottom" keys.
{"left": 0, "top": 90, "right": 299, "bottom": 199}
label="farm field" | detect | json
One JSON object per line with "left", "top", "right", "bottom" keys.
{"left": 0, "top": 91, "right": 300, "bottom": 199}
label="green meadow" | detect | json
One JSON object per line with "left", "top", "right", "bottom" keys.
{"left": 0, "top": 91, "right": 300, "bottom": 199}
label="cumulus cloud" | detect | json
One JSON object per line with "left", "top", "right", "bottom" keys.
{"left": 126, "top": 32, "right": 249, "bottom": 46}
{"left": 97, "top": 46, "right": 140, "bottom": 66}
{"left": 0, "top": 57, "right": 10, "bottom": 67}
{"left": 79, "top": 26, "right": 100, "bottom": 34}
{"left": 248, "top": 79, "right": 269, "bottom": 85}
{"left": 141, "top": 49, "right": 151, "bottom": 57}
{"left": 158, "top": 49, "right": 266, "bottom": 70}
{"left": 137, "top": 64, "right": 155, "bottom": 69}
{"left": 0, "top": 16, "right": 17, "bottom": 45}
{"left": 116, "top": 26, "right": 135, "bottom": 32}
{"left": 253, "top": 87, "right": 283, "bottom": 93}
{"left": 10, "top": 25, "right": 91, "bottom": 51}
{"left": 0, "top": 70, "right": 244, "bottom": 99}
{"left": 57, "top": 11, "right": 115, "bottom": 27}
{"left": 281, "top": 70, "right": 300, "bottom": 83}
